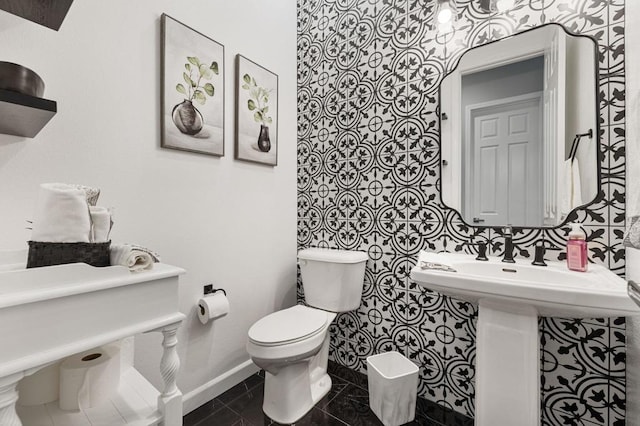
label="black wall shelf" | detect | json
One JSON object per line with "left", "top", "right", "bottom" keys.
{"left": 0, "top": 0, "right": 74, "bottom": 31}
{"left": 0, "top": 89, "right": 56, "bottom": 138}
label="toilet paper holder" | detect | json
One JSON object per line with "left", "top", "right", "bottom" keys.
{"left": 200, "top": 284, "right": 227, "bottom": 317}
{"left": 203, "top": 284, "right": 226, "bottom": 296}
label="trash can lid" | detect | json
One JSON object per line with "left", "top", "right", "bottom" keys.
{"left": 367, "top": 351, "right": 419, "bottom": 379}
{"left": 298, "top": 248, "right": 368, "bottom": 263}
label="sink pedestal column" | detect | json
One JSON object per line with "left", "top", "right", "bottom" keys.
{"left": 476, "top": 300, "right": 539, "bottom": 426}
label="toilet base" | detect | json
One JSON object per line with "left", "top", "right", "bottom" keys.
{"left": 262, "top": 333, "right": 332, "bottom": 424}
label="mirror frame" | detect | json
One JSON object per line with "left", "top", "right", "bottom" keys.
{"left": 437, "top": 23, "right": 602, "bottom": 230}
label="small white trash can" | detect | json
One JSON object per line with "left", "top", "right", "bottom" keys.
{"left": 367, "top": 351, "right": 419, "bottom": 426}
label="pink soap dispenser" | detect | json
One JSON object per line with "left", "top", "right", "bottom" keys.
{"left": 566, "top": 223, "right": 588, "bottom": 272}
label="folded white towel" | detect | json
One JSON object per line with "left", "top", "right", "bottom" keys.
{"left": 560, "top": 160, "right": 583, "bottom": 217}
{"left": 90, "top": 206, "right": 112, "bottom": 243}
{"left": 110, "top": 244, "right": 154, "bottom": 272}
{"left": 31, "top": 183, "right": 92, "bottom": 243}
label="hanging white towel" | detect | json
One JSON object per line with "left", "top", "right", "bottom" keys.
{"left": 560, "top": 160, "right": 583, "bottom": 217}
{"left": 110, "top": 244, "right": 155, "bottom": 272}
{"left": 31, "top": 183, "right": 92, "bottom": 243}
{"left": 89, "top": 206, "right": 112, "bottom": 243}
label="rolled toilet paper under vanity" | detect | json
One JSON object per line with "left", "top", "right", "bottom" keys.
{"left": 59, "top": 343, "right": 120, "bottom": 411}
{"left": 198, "top": 291, "right": 230, "bottom": 324}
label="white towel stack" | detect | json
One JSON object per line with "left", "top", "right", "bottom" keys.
{"left": 31, "top": 184, "right": 93, "bottom": 242}
{"left": 30, "top": 183, "right": 112, "bottom": 243}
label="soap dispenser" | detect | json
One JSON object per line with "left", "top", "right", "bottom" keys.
{"left": 566, "top": 223, "right": 588, "bottom": 272}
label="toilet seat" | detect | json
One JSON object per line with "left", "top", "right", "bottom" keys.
{"left": 248, "top": 305, "right": 329, "bottom": 346}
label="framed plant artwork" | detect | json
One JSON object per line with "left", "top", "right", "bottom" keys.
{"left": 161, "top": 14, "right": 224, "bottom": 156}
{"left": 235, "top": 55, "right": 279, "bottom": 166}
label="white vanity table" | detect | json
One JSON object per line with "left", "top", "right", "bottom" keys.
{"left": 0, "top": 252, "right": 185, "bottom": 426}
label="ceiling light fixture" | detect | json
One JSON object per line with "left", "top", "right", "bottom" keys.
{"left": 434, "top": 0, "right": 458, "bottom": 34}
{"left": 489, "top": 0, "right": 522, "bottom": 13}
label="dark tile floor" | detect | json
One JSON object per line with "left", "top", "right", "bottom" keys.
{"left": 184, "top": 361, "right": 473, "bottom": 426}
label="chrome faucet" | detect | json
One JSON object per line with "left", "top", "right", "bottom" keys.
{"left": 502, "top": 225, "right": 515, "bottom": 263}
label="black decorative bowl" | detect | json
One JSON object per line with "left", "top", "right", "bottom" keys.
{"left": 0, "top": 62, "right": 45, "bottom": 97}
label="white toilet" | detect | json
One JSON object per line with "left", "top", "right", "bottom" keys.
{"left": 246, "top": 248, "right": 368, "bottom": 424}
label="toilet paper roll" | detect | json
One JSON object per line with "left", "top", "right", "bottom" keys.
{"left": 59, "top": 343, "right": 121, "bottom": 411}
{"left": 18, "top": 361, "right": 61, "bottom": 406}
{"left": 198, "top": 292, "right": 230, "bottom": 324}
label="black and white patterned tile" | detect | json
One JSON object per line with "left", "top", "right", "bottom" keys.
{"left": 297, "top": 0, "right": 626, "bottom": 424}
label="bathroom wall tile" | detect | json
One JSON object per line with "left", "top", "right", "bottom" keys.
{"left": 542, "top": 373, "right": 611, "bottom": 425}
{"left": 445, "top": 370, "right": 476, "bottom": 419}
{"left": 608, "top": 378, "right": 626, "bottom": 424}
{"left": 406, "top": 289, "right": 449, "bottom": 333}
{"left": 607, "top": 75, "right": 626, "bottom": 127}
{"left": 542, "top": 406, "right": 607, "bottom": 426}
{"left": 608, "top": 325, "right": 626, "bottom": 379}
{"left": 297, "top": 0, "right": 322, "bottom": 34}
{"left": 416, "top": 365, "right": 448, "bottom": 404}
{"left": 443, "top": 17, "right": 492, "bottom": 74}
{"left": 607, "top": 227, "right": 625, "bottom": 275}
{"left": 333, "top": 337, "right": 365, "bottom": 371}
{"left": 444, "top": 296, "right": 478, "bottom": 343}
{"left": 541, "top": 317, "right": 611, "bottom": 377}
{"left": 334, "top": 310, "right": 361, "bottom": 341}
{"left": 357, "top": 295, "right": 386, "bottom": 339}
{"left": 561, "top": 194, "right": 609, "bottom": 229}
{"left": 604, "top": 122, "right": 625, "bottom": 173}
{"left": 447, "top": 352, "right": 476, "bottom": 389}
{"left": 542, "top": 0, "right": 608, "bottom": 33}
{"left": 489, "top": 0, "right": 546, "bottom": 38}
{"left": 607, "top": 169, "right": 626, "bottom": 226}
{"left": 607, "top": 25, "right": 624, "bottom": 76}
{"left": 299, "top": 0, "right": 627, "bottom": 422}
{"left": 608, "top": 0, "right": 625, "bottom": 26}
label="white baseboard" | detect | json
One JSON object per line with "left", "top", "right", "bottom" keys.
{"left": 182, "top": 359, "right": 259, "bottom": 414}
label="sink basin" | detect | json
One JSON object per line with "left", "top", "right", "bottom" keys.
{"left": 410, "top": 251, "right": 640, "bottom": 426}
{"left": 411, "top": 251, "right": 639, "bottom": 318}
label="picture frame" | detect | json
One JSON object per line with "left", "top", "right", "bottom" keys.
{"left": 161, "top": 14, "right": 225, "bottom": 156}
{"left": 235, "top": 55, "right": 279, "bottom": 166}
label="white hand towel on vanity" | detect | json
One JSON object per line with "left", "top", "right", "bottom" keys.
{"left": 31, "top": 183, "right": 92, "bottom": 242}
{"left": 110, "top": 244, "right": 154, "bottom": 271}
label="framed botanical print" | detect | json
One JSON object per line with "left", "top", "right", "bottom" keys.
{"left": 235, "top": 55, "right": 279, "bottom": 166}
{"left": 161, "top": 14, "right": 224, "bottom": 156}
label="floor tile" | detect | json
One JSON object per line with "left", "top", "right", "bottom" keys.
{"left": 192, "top": 405, "right": 247, "bottom": 426}
{"left": 217, "top": 373, "right": 265, "bottom": 405}
{"left": 183, "top": 398, "right": 227, "bottom": 425}
{"left": 225, "top": 384, "right": 270, "bottom": 425}
{"left": 323, "top": 384, "right": 384, "bottom": 426}
{"left": 272, "top": 408, "right": 348, "bottom": 426}
{"left": 185, "top": 361, "right": 474, "bottom": 426}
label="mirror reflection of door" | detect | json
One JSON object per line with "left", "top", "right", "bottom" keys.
{"left": 466, "top": 95, "right": 542, "bottom": 227}
{"left": 461, "top": 57, "right": 544, "bottom": 227}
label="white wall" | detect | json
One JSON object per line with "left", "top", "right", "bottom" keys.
{"left": 0, "top": 0, "right": 297, "bottom": 410}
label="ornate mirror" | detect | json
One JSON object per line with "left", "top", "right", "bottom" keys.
{"left": 439, "top": 24, "right": 600, "bottom": 228}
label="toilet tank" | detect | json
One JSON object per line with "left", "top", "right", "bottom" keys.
{"left": 298, "top": 248, "right": 368, "bottom": 312}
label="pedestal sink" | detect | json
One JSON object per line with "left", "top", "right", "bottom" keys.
{"left": 410, "top": 251, "right": 640, "bottom": 426}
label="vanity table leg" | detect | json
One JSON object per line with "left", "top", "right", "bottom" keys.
{"left": 0, "top": 372, "right": 24, "bottom": 426}
{"left": 158, "top": 323, "right": 182, "bottom": 426}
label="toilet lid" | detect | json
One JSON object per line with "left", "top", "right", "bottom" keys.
{"left": 248, "top": 305, "right": 329, "bottom": 346}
